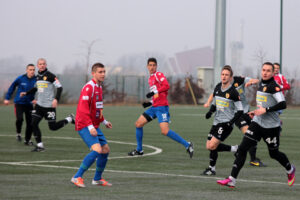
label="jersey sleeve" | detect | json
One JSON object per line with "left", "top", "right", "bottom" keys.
{"left": 155, "top": 72, "right": 169, "bottom": 93}
{"left": 77, "top": 85, "right": 94, "bottom": 127}
{"left": 232, "top": 89, "right": 243, "bottom": 111}
{"left": 5, "top": 76, "right": 20, "bottom": 100}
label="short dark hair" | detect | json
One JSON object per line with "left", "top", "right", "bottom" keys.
{"left": 273, "top": 62, "right": 280, "bottom": 67}
{"left": 26, "top": 64, "right": 35, "bottom": 69}
{"left": 147, "top": 57, "right": 157, "bottom": 65}
{"left": 222, "top": 65, "right": 233, "bottom": 76}
{"left": 92, "top": 62, "right": 105, "bottom": 72}
{"left": 263, "top": 62, "right": 274, "bottom": 71}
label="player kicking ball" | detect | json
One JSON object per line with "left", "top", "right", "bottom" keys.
{"left": 128, "top": 57, "right": 194, "bottom": 158}
{"left": 71, "top": 63, "right": 112, "bottom": 188}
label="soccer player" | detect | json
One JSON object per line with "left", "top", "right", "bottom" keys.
{"left": 217, "top": 62, "right": 296, "bottom": 188}
{"left": 203, "top": 75, "right": 264, "bottom": 167}
{"left": 202, "top": 65, "right": 243, "bottom": 175}
{"left": 273, "top": 63, "right": 290, "bottom": 96}
{"left": 20, "top": 58, "right": 74, "bottom": 152}
{"left": 128, "top": 57, "right": 194, "bottom": 158}
{"left": 4, "top": 64, "right": 36, "bottom": 145}
{"left": 71, "top": 63, "right": 112, "bottom": 188}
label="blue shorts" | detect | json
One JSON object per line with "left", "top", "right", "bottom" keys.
{"left": 78, "top": 127, "right": 107, "bottom": 149}
{"left": 144, "top": 106, "right": 170, "bottom": 123}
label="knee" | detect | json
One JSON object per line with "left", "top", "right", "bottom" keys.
{"left": 101, "top": 145, "right": 110, "bottom": 154}
{"left": 135, "top": 121, "right": 143, "bottom": 128}
{"left": 161, "top": 129, "right": 168, "bottom": 136}
{"left": 48, "top": 122, "right": 58, "bottom": 131}
{"left": 206, "top": 142, "right": 217, "bottom": 150}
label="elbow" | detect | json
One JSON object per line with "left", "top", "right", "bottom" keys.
{"left": 282, "top": 101, "right": 287, "bottom": 109}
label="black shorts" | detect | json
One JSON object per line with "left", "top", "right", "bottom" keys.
{"left": 207, "top": 123, "right": 233, "bottom": 142}
{"left": 245, "top": 122, "right": 281, "bottom": 150}
{"left": 235, "top": 113, "right": 252, "bottom": 129}
{"left": 32, "top": 104, "right": 57, "bottom": 121}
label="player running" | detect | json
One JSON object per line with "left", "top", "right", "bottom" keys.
{"left": 217, "top": 62, "right": 295, "bottom": 188}
{"left": 4, "top": 64, "right": 36, "bottom": 145}
{"left": 128, "top": 57, "right": 194, "bottom": 158}
{"left": 71, "top": 63, "right": 112, "bottom": 188}
{"left": 20, "top": 58, "right": 74, "bottom": 152}
{"left": 202, "top": 65, "right": 243, "bottom": 175}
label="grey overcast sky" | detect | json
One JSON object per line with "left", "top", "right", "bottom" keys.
{"left": 0, "top": 0, "right": 299, "bottom": 75}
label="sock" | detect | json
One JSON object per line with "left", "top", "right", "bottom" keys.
{"left": 248, "top": 145, "right": 257, "bottom": 161}
{"left": 166, "top": 129, "right": 189, "bottom": 148}
{"left": 209, "top": 165, "right": 216, "bottom": 171}
{"left": 231, "top": 145, "right": 238, "bottom": 153}
{"left": 94, "top": 153, "right": 109, "bottom": 181}
{"left": 74, "top": 151, "right": 98, "bottom": 178}
{"left": 216, "top": 143, "right": 231, "bottom": 152}
{"left": 287, "top": 164, "right": 293, "bottom": 174}
{"left": 136, "top": 127, "right": 143, "bottom": 151}
{"left": 209, "top": 150, "right": 218, "bottom": 167}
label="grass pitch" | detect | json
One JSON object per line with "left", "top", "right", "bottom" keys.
{"left": 0, "top": 105, "right": 299, "bottom": 200}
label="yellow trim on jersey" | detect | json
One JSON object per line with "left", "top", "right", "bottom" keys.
{"left": 216, "top": 100, "right": 229, "bottom": 107}
{"left": 256, "top": 95, "right": 267, "bottom": 102}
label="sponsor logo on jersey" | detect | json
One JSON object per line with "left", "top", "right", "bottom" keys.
{"left": 234, "top": 83, "right": 239, "bottom": 87}
{"left": 160, "top": 77, "right": 164, "bottom": 81}
{"left": 216, "top": 100, "right": 229, "bottom": 107}
{"left": 82, "top": 96, "right": 89, "bottom": 100}
{"left": 225, "top": 93, "right": 230, "bottom": 98}
{"left": 263, "top": 86, "right": 267, "bottom": 92}
{"left": 275, "top": 87, "right": 280, "bottom": 92}
{"left": 43, "top": 76, "right": 47, "bottom": 81}
{"left": 256, "top": 95, "right": 267, "bottom": 102}
{"left": 96, "top": 101, "right": 103, "bottom": 109}
{"left": 37, "top": 82, "right": 48, "bottom": 88}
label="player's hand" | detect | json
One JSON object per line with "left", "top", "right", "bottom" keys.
{"left": 205, "top": 111, "right": 212, "bottom": 119}
{"left": 203, "top": 102, "right": 210, "bottom": 108}
{"left": 142, "top": 101, "right": 152, "bottom": 108}
{"left": 90, "top": 128, "right": 98, "bottom": 136}
{"left": 254, "top": 105, "right": 266, "bottom": 116}
{"left": 20, "top": 92, "right": 26, "bottom": 97}
{"left": 32, "top": 100, "right": 37, "bottom": 105}
{"left": 245, "top": 82, "right": 252, "bottom": 87}
{"left": 146, "top": 92, "right": 155, "bottom": 98}
{"left": 3, "top": 100, "right": 10, "bottom": 105}
{"left": 52, "top": 99, "right": 58, "bottom": 108}
{"left": 105, "top": 121, "right": 112, "bottom": 129}
{"left": 248, "top": 111, "right": 255, "bottom": 119}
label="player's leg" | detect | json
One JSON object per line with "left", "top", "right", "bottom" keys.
{"left": 263, "top": 127, "right": 295, "bottom": 186}
{"left": 217, "top": 122, "right": 260, "bottom": 187}
{"left": 14, "top": 104, "right": 24, "bottom": 141}
{"left": 128, "top": 109, "right": 153, "bottom": 156}
{"left": 24, "top": 104, "right": 33, "bottom": 145}
{"left": 31, "top": 105, "right": 44, "bottom": 151}
{"left": 72, "top": 127, "right": 101, "bottom": 188}
{"left": 93, "top": 129, "right": 112, "bottom": 186}
{"left": 47, "top": 108, "right": 74, "bottom": 131}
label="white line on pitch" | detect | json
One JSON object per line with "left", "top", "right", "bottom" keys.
{"left": 0, "top": 161, "right": 298, "bottom": 187}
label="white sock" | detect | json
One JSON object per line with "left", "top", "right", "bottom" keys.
{"left": 231, "top": 145, "right": 238, "bottom": 152}
{"left": 287, "top": 166, "right": 294, "bottom": 174}
{"left": 65, "top": 116, "right": 72, "bottom": 123}
{"left": 37, "top": 142, "right": 44, "bottom": 148}
{"left": 209, "top": 165, "right": 216, "bottom": 171}
{"left": 229, "top": 176, "right": 236, "bottom": 183}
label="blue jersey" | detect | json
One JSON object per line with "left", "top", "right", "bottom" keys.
{"left": 5, "top": 74, "right": 36, "bottom": 105}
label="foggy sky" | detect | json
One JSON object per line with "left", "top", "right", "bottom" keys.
{"left": 0, "top": 0, "right": 299, "bottom": 76}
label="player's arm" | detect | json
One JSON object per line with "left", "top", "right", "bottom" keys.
{"left": 78, "top": 85, "right": 95, "bottom": 132}
{"left": 245, "top": 77, "right": 259, "bottom": 87}
{"left": 146, "top": 73, "right": 169, "bottom": 98}
{"left": 229, "top": 100, "right": 243, "bottom": 126}
{"left": 51, "top": 76, "right": 63, "bottom": 107}
{"left": 4, "top": 77, "right": 19, "bottom": 104}
{"left": 205, "top": 96, "right": 216, "bottom": 119}
{"left": 204, "top": 93, "right": 213, "bottom": 107}
{"left": 281, "top": 75, "right": 291, "bottom": 91}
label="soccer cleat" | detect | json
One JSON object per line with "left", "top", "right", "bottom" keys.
{"left": 16, "top": 134, "right": 22, "bottom": 142}
{"left": 24, "top": 141, "right": 34, "bottom": 146}
{"left": 287, "top": 164, "right": 296, "bottom": 187}
{"left": 68, "top": 113, "right": 75, "bottom": 124}
{"left": 202, "top": 167, "right": 216, "bottom": 176}
{"left": 92, "top": 179, "right": 112, "bottom": 187}
{"left": 186, "top": 142, "right": 194, "bottom": 158}
{"left": 71, "top": 177, "right": 86, "bottom": 188}
{"left": 128, "top": 149, "right": 144, "bottom": 156}
{"left": 31, "top": 146, "right": 45, "bottom": 152}
{"left": 250, "top": 158, "right": 266, "bottom": 167}
{"left": 217, "top": 177, "right": 235, "bottom": 188}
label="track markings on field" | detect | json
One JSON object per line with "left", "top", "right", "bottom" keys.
{"left": 0, "top": 134, "right": 298, "bottom": 187}
{"left": 0, "top": 161, "right": 298, "bottom": 187}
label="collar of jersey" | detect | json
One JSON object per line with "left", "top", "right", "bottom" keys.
{"left": 261, "top": 77, "right": 274, "bottom": 84}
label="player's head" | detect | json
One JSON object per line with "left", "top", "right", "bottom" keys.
{"left": 221, "top": 65, "right": 233, "bottom": 85}
{"left": 37, "top": 58, "right": 47, "bottom": 72}
{"left": 261, "top": 62, "right": 274, "bottom": 81}
{"left": 26, "top": 64, "right": 35, "bottom": 78}
{"left": 147, "top": 57, "right": 157, "bottom": 74}
{"left": 273, "top": 62, "right": 280, "bottom": 75}
{"left": 91, "top": 62, "right": 106, "bottom": 83}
